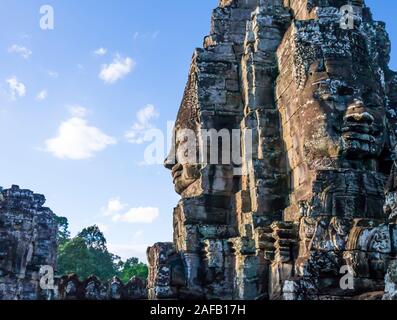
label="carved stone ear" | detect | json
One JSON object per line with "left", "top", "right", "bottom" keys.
{"left": 292, "top": 27, "right": 320, "bottom": 90}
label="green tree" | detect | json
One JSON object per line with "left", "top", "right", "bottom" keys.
{"left": 56, "top": 220, "right": 148, "bottom": 283}
{"left": 78, "top": 225, "right": 107, "bottom": 250}
{"left": 57, "top": 225, "right": 120, "bottom": 281}
{"left": 54, "top": 216, "right": 71, "bottom": 246}
{"left": 78, "top": 225, "right": 121, "bottom": 280}
{"left": 120, "top": 257, "right": 148, "bottom": 283}
{"left": 57, "top": 237, "right": 93, "bottom": 278}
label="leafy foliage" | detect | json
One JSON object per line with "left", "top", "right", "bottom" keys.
{"left": 56, "top": 218, "right": 148, "bottom": 283}
{"left": 57, "top": 237, "right": 93, "bottom": 278}
{"left": 78, "top": 225, "right": 107, "bottom": 250}
{"left": 54, "top": 216, "right": 71, "bottom": 246}
{"left": 119, "top": 258, "right": 149, "bottom": 283}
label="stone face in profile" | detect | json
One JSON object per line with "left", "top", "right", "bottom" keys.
{"left": 164, "top": 64, "right": 203, "bottom": 197}
{"left": 165, "top": 149, "right": 202, "bottom": 196}
{"left": 147, "top": 0, "right": 397, "bottom": 300}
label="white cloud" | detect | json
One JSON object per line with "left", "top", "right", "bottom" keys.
{"left": 137, "top": 104, "right": 159, "bottom": 124}
{"left": 112, "top": 207, "right": 159, "bottom": 224}
{"left": 102, "top": 197, "right": 127, "bottom": 216}
{"left": 99, "top": 55, "right": 135, "bottom": 84}
{"left": 48, "top": 70, "right": 59, "bottom": 78}
{"left": 68, "top": 105, "right": 87, "bottom": 117}
{"left": 36, "top": 90, "right": 48, "bottom": 101}
{"left": 8, "top": 44, "right": 32, "bottom": 59}
{"left": 95, "top": 223, "right": 109, "bottom": 233}
{"left": 6, "top": 76, "right": 26, "bottom": 100}
{"left": 125, "top": 104, "right": 159, "bottom": 144}
{"left": 133, "top": 230, "right": 144, "bottom": 239}
{"left": 133, "top": 31, "right": 160, "bottom": 41}
{"left": 45, "top": 107, "right": 116, "bottom": 160}
{"left": 94, "top": 47, "right": 107, "bottom": 56}
{"left": 102, "top": 197, "right": 158, "bottom": 225}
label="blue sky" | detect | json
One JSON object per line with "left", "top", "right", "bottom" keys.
{"left": 0, "top": 0, "right": 395, "bottom": 263}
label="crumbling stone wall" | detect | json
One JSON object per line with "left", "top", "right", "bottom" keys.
{"left": 0, "top": 185, "right": 57, "bottom": 300}
{"left": 56, "top": 274, "right": 147, "bottom": 300}
{"left": 148, "top": 0, "right": 397, "bottom": 300}
{"left": 0, "top": 185, "right": 147, "bottom": 301}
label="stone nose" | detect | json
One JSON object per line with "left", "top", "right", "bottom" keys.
{"left": 164, "top": 154, "right": 175, "bottom": 170}
{"left": 165, "top": 131, "right": 178, "bottom": 170}
{"left": 164, "top": 161, "right": 174, "bottom": 170}
{"left": 344, "top": 100, "right": 374, "bottom": 125}
{"left": 165, "top": 144, "right": 180, "bottom": 170}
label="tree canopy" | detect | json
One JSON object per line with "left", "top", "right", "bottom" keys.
{"left": 54, "top": 216, "right": 71, "bottom": 246}
{"left": 120, "top": 257, "right": 148, "bottom": 283}
{"left": 56, "top": 217, "right": 148, "bottom": 283}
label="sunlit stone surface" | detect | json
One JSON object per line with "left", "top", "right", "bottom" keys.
{"left": 148, "top": 0, "right": 397, "bottom": 300}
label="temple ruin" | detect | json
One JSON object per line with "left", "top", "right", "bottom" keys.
{"left": 0, "top": 185, "right": 148, "bottom": 300}
{"left": 2, "top": 0, "right": 397, "bottom": 301}
{"left": 147, "top": 0, "right": 397, "bottom": 300}
{"left": 0, "top": 185, "right": 57, "bottom": 300}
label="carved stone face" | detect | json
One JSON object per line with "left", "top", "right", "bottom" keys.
{"left": 65, "top": 281, "right": 77, "bottom": 296}
{"left": 85, "top": 280, "right": 100, "bottom": 299}
{"left": 281, "top": 27, "right": 389, "bottom": 172}
{"left": 165, "top": 128, "right": 201, "bottom": 195}
{"left": 109, "top": 277, "right": 122, "bottom": 299}
{"left": 305, "top": 65, "right": 387, "bottom": 162}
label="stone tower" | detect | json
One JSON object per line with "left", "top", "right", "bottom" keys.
{"left": 147, "top": 0, "right": 397, "bottom": 300}
{"left": 0, "top": 186, "right": 58, "bottom": 300}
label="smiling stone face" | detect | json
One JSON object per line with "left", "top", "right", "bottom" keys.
{"left": 163, "top": 59, "right": 204, "bottom": 197}
{"left": 313, "top": 53, "right": 387, "bottom": 158}
{"left": 341, "top": 99, "right": 385, "bottom": 159}
{"left": 147, "top": 0, "right": 397, "bottom": 301}
{"left": 303, "top": 70, "right": 387, "bottom": 164}
{"left": 165, "top": 128, "right": 201, "bottom": 195}
{"left": 276, "top": 21, "right": 392, "bottom": 178}
{"left": 269, "top": 7, "right": 397, "bottom": 299}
